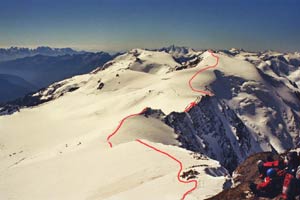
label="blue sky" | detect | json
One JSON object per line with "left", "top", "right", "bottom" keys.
{"left": 0, "top": 0, "right": 299, "bottom": 52}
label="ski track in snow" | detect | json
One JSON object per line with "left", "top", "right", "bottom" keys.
{"left": 106, "top": 50, "right": 219, "bottom": 200}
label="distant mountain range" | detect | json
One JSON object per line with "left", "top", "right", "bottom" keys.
{"left": 157, "top": 45, "right": 193, "bottom": 55}
{"left": 0, "top": 46, "right": 86, "bottom": 62}
{"left": 0, "top": 50, "right": 116, "bottom": 103}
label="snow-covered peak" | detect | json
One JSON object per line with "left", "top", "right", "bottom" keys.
{"left": 102, "top": 48, "right": 181, "bottom": 75}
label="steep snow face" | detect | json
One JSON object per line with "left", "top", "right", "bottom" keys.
{"left": 0, "top": 48, "right": 300, "bottom": 199}
{"left": 229, "top": 50, "right": 300, "bottom": 88}
{"left": 218, "top": 50, "right": 300, "bottom": 151}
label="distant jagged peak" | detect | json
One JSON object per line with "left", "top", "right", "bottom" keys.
{"left": 0, "top": 46, "right": 85, "bottom": 54}
{"left": 160, "top": 44, "right": 190, "bottom": 52}
{"left": 157, "top": 45, "right": 198, "bottom": 56}
{"left": 0, "top": 46, "right": 88, "bottom": 62}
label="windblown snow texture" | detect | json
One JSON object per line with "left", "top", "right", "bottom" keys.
{"left": 0, "top": 47, "right": 299, "bottom": 199}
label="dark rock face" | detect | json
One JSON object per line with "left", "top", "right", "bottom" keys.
{"left": 0, "top": 94, "right": 48, "bottom": 115}
{"left": 0, "top": 104, "right": 20, "bottom": 115}
{"left": 0, "top": 91, "right": 48, "bottom": 108}
{"left": 142, "top": 97, "right": 259, "bottom": 173}
{"left": 165, "top": 96, "right": 256, "bottom": 172}
{"left": 67, "top": 86, "right": 79, "bottom": 92}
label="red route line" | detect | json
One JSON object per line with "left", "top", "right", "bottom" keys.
{"left": 185, "top": 50, "right": 219, "bottom": 112}
{"left": 136, "top": 139, "right": 198, "bottom": 200}
{"left": 106, "top": 107, "right": 148, "bottom": 148}
{"left": 106, "top": 50, "right": 219, "bottom": 199}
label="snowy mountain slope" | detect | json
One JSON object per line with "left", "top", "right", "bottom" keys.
{"left": 102, "top": 48, "right": 181, "bottom": 75}
{"left": 0, "top": 48, "right": 300, "bottom": 199}
{"left": 187, "top": 51, "right": 300, "bottom": 169}
{"left": 226, "top": 49, "right": 300, "bottom": 88}
{"left": 0, "top": 49, "right": 231, "bottom": 200}
{"left": 0, "top": 138, "right": 228, "bottom": 200}
{"left": 0, "top": 107, "right": 229, "bottom": 200}
{"left": 1, "top": 49, "right": 300, "bottom": 159}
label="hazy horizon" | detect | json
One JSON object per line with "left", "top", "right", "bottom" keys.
{"left": 1, "top": 0, "right": 300, "bottom": 52}
{"left": 1, "top": 44, "right": 299, "bottom": 54}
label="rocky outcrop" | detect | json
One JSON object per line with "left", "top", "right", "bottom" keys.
{"left": 207, "top": 152, "right": 280, "bottom": 200}
{"left": 165, "top": 96, "right": 257, "bottom": 172}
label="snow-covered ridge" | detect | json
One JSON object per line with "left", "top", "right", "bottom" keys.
{"left": 0, "top": 47, "right": 299, "bottom": 199}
